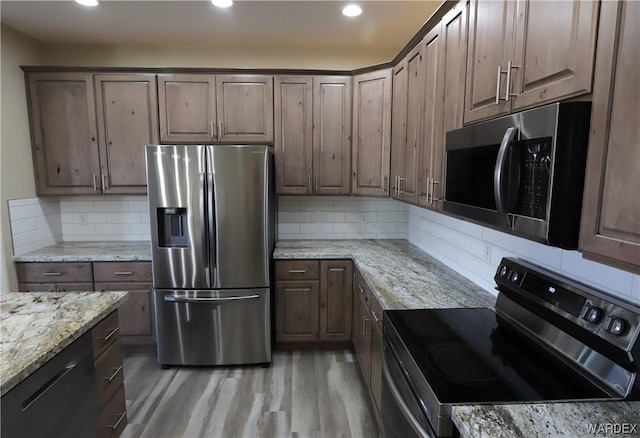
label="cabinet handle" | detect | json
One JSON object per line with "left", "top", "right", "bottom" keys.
{"left": 210, "top": 121, "right": 216, "bottom": 138}
{"left": 101, "top": 174, "right": 107, "bottom": 191}
{"left": 108, "top": 412, "right": 127, "bottom": 430}
{"left": 363, "top": 316, "right": 370, "bottom": 336}
{"left": 288, "top": 269, "right": 306, "bottom": 274}
{"left": 384, "top": 176, "right": 388, "bottom": 193}
{"left": 432, "top": 180, "right": 441, "bottom": 202}
{"left": 218, "top": 121, "right": 223, "bottom": 140}
{"left": 42, "top": 272, "right": 61, "bottom": 276}
{"left": 104, "top": 365, "right": 123, "bottom": 382}
{"left": 506, "top": 60, "right": 520, "bottom": 102}
{"left": 93, "top": 174, "right": 98, "bottom": 191}
{"left": 114, "top": 271, "right": 133, "bottom": 276}
{"left": 397, "top": 177, "right": 405, "bottom": 195}
{"left": 329, "top": 268, "right": 343, "bottom": 272}
{"left": 315, "top": 175, "right": 319, "bottom": 192}
{"left": 284, "top": 288, "right": 311, "bottom": 293}
{"left": 358, "top": 284, "right": 365, "bottom": 294}
{"left": 372, "top": 311, "right": 381, "bottom": 322}
{"left": 100, "top": 326, "right": 120, "bottom": 341}
{"left": 22, "top": 363, "right": 76, "bottom": 411}
{"left": 308, "top": 173, "right": 312, "bottom": 192}
{"left": 495, "top": 65, "right": 503, "bottom": 104}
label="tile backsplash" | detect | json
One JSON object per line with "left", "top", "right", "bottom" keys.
{"left": 406, "top": 204, "right": 640, "bottom": 305}
{"left": 7, "top": 195, "right": 639, "bottom": 305}
{"left": 59, "top": 196, "right": 150, "bottom": 241}
{"left": 277, "top": 196, "right": 407, "bottom": 239}
{"left": 8, "top": 197, "right": 62, "bottom": 255}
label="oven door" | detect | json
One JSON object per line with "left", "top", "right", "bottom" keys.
{"left": 381, "top": 340, "right": 434, "bottom": 438}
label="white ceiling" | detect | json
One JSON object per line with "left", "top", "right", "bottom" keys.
{"left": 0, "top": 1, "right": 444, "bottom": 52}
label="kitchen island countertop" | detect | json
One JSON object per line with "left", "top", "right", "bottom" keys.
{"left": 274, "top": 239, "right": 497, "bottom": 309}
{"left": 13, "top": 241, "right": 151, "bottom": 262}
{"left": 0, "top": 291, "right": 128, "bottom": 396}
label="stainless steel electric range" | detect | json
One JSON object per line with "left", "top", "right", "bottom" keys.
{"left": 382, "top": 257, "right": 640, "bottom": 437}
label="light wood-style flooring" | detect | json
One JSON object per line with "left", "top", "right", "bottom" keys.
{"left": 120, "top": 347, "right": 379, "bottom": 438}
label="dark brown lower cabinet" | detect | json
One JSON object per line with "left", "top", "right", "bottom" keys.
{"left": 275, "top": 260, "right": 353, "bottom": 344}
{"left": 352, "top": 267, "right": 383, "bottom": 413}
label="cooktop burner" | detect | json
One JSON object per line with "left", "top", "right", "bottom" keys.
{"left": 385, "top": 308, "right": 610, "bottom": 404}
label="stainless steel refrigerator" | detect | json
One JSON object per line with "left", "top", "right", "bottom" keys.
{"left": 146, "top": 145, "right": 274, "bottom": 366}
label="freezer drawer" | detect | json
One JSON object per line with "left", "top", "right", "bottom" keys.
{"left": 154, "top": 288, "right": 271, "bottom": 366}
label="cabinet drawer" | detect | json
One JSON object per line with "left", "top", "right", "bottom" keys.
{"left": 94, "top": 338, "right": 124, "bottom": 407}
{"left": 91, "top": 311, "right": 120, "bottom": 359}
{"left": 100, "top": 384, "right": 127, "bottom": 438}
{"left": 275, "top": 260, "right": 319, "bottom": 280}
{"left": 16, "top": 262, "right": 92, "bottom": 283}
{"left": 93, "top": 262, "right": 152, "bottom": 282}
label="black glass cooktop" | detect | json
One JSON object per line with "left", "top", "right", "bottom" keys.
{"left": 385, "top": 308, "right": 611, "bottom": 404}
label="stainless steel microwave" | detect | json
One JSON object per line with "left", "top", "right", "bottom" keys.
{"left": 443, "top": 102, "right": 591, "bottom": 249}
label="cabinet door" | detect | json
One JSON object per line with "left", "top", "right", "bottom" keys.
{"left": 390, "top": 62, "right": 408, "bottom": 199}
{"left": 510, "top": 0, "right": 599, "bottom": 111}
{"left": 95, "top": 282, "right": 155, "bottom": 343}
{"left": 26, "top": 73, "right": 101, "bottom": 196}
{"left": 579, "top": 1, "right": 640, "bottom": 273}
{"left": 275, "top": 280, "right": 319, "bottom": 342}
{"left": 417, "top": 24, "right": 445, "bottom": 210}
{"left": 356, "top": 293, "right": 372, "bottom": 385}
{"left": 351, "top": 69, "right": 392, "bottom": 197}
{"left": 216, "top": 75, "right": 274, "bottom": 143}
{"left": 319, "top": 261, "right": 353, "bottom": 341}
{"left": 157, "top": 74, "right": 216, "bottom": 143}
{"left": 400, "top": 46, "right": 423, "bottom": 205}
{"left": 440, "top": 1, "right": 469, "bottom": 206}
{"left": 370, "top": 322, "right": 383, "bottom": 413}
{"left": 313, "top": 76, "right": 352, "bottom": 195}
{"left": 464, "top": 0, "right": 515, "bottom": 123}
{"left": 274, "top": 76, "right": 313, "bottom": 194}
{"left": 94, "top": 74, "right": 159, "bottom": 194}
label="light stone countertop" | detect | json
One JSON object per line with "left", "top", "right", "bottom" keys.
{"left": 0, "top": 291, "right": 128, "bottom": 396}
{"left": 13, "top": 241, "right": 152, "bottom": 262}
{"left": 451, "top": 402, "right": 640, "bottom": 438}
{"left": 274, "top": 239, "right": 497, "bottom": 310}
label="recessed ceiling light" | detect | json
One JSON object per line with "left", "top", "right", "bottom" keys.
{"left": 342, "top": 5, "right": 362, "bottom": 17}
{"left": 75, "top": 0, "right": 99, "bottom": 6}
{"left": 212, "top": 0, "right": 233, "bottom": 7}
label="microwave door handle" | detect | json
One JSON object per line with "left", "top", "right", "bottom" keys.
{"left": 494, "top": 127, "right": 517, "bottom": 224}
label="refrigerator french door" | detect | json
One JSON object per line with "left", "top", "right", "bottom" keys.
{"left": 146, "top": 145, "right": 274, "bottom": 366}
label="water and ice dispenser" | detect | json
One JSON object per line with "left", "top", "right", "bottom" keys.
{"left": 156, "top": 208, "right": 189, "bottom": 247}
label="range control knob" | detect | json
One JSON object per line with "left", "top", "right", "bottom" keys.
{"left": 499, "top": 265, "right": 509, "bottom": 277}
{"left": 605, "top": 317, "right": 627, "bottom": 336}
{"left": 510, "top": 271, "right": 521, "bottom": 283}
{"left": 583, "top": 306, "right": 603, "bottom": 323}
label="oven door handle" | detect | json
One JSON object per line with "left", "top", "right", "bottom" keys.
{"left": 494, "top": 127, "right": 517, "bottom": 226}
{"left": 382, "top": 349, "right": 434, "bottom": 438}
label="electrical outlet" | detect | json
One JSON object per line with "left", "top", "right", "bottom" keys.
{"left": 79, "top": 213, "right": 88, "bottom": 225}
{"left": 360, "top": 213, "right": 367, "bottom": 223}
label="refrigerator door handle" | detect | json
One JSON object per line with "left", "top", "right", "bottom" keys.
{"left": 164, "top": 294, "right": 260, "bottom": 303}
{"left": 207, "top": 173, "right": 217, "bottom": 269}
{"left": 200, "top": 173, "right": 209, "bottom": 269}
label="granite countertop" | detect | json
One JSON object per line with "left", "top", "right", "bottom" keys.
{"left": 452, "top": 402, "right": 640, "bottom": 438}
{"left": 0, "top": 291, "right": 128, "bottom": 396}
{"left": 274, "top": 239, "right": 497, "bottom": 310}
{"left": 13, "top": 241, "right": 152, "bottom": 262}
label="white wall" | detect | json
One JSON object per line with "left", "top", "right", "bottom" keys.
{"left": 1, "top": 24, "right": 45, "bottom": 291}
{"left": 406, "top": 204, "right": 640, "bottom": 305}
{"left": 7, "top": 198, "right": 61, "bottom": 255}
